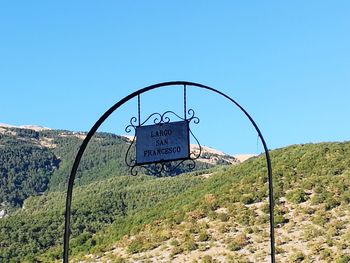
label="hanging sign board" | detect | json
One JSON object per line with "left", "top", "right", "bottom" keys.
{"left": 136, "top": 121, "right": 190, "bottom": 165}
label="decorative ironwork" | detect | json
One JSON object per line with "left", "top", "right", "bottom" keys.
{"left": 63, "top": 82, "right": 275, "bottom": 263}
{"left": 125, "top": 109, "right": 201, "bottom": 176}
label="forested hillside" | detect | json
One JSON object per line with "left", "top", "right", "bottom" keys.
{"left": 0, "top": 126, "right": 132, "bottom": 212}
{"left": 0, "top": 173, "right": 206, "bottom": 261}
{"left": 0, "top": 129, "right": 59, "bottom": 209}
{"left": 0, "top": 125, "right": 220, "bottom": 214}
{"left": 1, "top": 138, "right": 350, "bottom": 262}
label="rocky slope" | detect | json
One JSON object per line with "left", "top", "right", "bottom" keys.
{"left": 72, "top": 142, "right": 350, "bottom": 263}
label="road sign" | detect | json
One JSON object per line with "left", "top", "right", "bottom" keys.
{"left": 136, "top": 121, "right": 190, "bottom": 164}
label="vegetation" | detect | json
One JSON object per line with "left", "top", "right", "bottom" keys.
{"left": 0, "top": 127, "right": 214, "bottom": 211}
{"left": 0, "top": 130, "right": 59, "bottom": 208}
{"left": 1, "top": 125, "right": 350, "bottom": 262}
{"left": 75, "top": 141, "right": 350, "bottom": 262}
{"left": 0, "top": 174, "right": 204, "bottom": 261}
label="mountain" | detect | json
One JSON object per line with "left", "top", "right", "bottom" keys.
{"left": 1, "top": 124, "right": 349, "bottom": 262}
{"left": 71, "top": 142, "right": 350, "bottom": 263}
{"left": 0, "top": 124, "right": 129, "bottom": 215}
{"left": 0, "top": 124, "right": 240, "bottom": 216}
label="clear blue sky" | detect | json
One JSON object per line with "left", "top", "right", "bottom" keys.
{"left": 1, "top": 1, "right": 349, "bottom": 154}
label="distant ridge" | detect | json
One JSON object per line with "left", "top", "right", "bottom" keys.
{"left": 0, "top": 123, "right": 51, "bottom": 131}
{"left": 123, "top": 135, "right": 255, "bottom": 164}
{"left": 1, "top": 123, "right": 255, "bottom": 164}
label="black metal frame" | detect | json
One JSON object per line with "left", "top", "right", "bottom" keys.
{"left": 63, "top": 81, "right": 275, "bottom": 263}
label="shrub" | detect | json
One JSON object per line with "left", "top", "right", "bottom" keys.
{"left": 198, "top": 231, "right": 210, "bottom": 242}
{"left": 256, "top": 214, "right": 269, "bottom": 224}
{"left": 217, "top": 212, "right": 229, "bottom": 222}
{"left": 207, "top": 211, "right": 217, "bottom": 220}
{"left": 336, "top": 255, "right": 350, "bottom": 263}
{"left": 275, "top": 246, "right": 284, "bottom": 254}
{"left": 325, "top": 197, "right": 341, "bottom": 210}
{"left": 240, "top": 194, "right": 254, "bottom": 205}
{"left": 127, "top": 238, "right": 144, "bottom": 254}
{"left": 203, "top": 194, "right": 218, "bottom": 211}
{"left": 340, "top": 192, "right": 350, "bottom": 204}
{"left": 110, "top": 257, "right": 126, "bottom": 263}
{"left": 288, "top": 251, "right": 305, "bottom": 262}
{"left": 310, "top": 194, "right": 324, "bottom": 205}
{"left": 274, "top": 214, "right": 288, "bottom": 225}
{"left": 274, "top": 207, "right": 288, "bottom": 225}
{"left": 188, "top": 209, "right": 206, "bottom": 221}
{"left": 172, "top": 211, "right": 185, "bottom": 224}
{"left": 312, "top": 213, "right": 327, "bottom": 226}
{"left": 183, "top": 237, "right": 198, "bottom": 251}
{"left": 170, "top": 239, "right": 179, "bottom": 246}
{"left": 286, "top": 189, "right": 308, "bottom": 204}
{"left": 202, "top": 255, "right": 216, "bottom": 263}
{"left": 236, "top": 208, "right": 256, "bottom": 226}
{"left": 218, "top": 224, "right": 230, "bottom": 233}
{"left": 153, "top": 229, "right": 171, "bottom": 242}
{"left": 170, "top": 246, "right": 184, "bottom": 257}
{"left": 319, "top": 248, "right": 332, "bottom": 260}
{"left": 302, "top": 225, "right": 324, "bottom": 240}
{"left": 228, "top": 241, "right": 241, "bottom": 251}
{"left": 261, "top": 203, "right": 270, "bottom": 214}
{"left": 228, "top": 233, "right": 248, "bottom": 251}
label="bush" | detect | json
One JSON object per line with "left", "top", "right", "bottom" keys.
{"left": 228, "top": 241, "right": 242, "bottom": 251}
{"left": 217, "top": 212, "right": 229, "bottom": 222}
{"left": 110, "top": 257, "right": 126, "bottom": 263}
{"left": 312, "top": 213, "right": 328, "bottom": 226}
{"left": 170, "top": 239, "right": 179, "bottom": 246}
{"left": 202, "top": 255, "right": 216, "bottom": 263}
{"left": 183, "top": 237, "right": 198, "bottom": 251}
{"left": 228, "top": 233, "right": 248, "bottom": 251}
{"left": 261, "top": 203, "right": 270, "bottom": 214}
{"left": 336, "top": 255, "right": 350, "bottom": 263}
{"left": 256, "top": 214, "right": 269, "bottom": 224}
{"left": 127, "top": 238, "right": 144, "bottom": 254}
{"left": 274, "top": 207, "right": 288, "bottom": 225}
{"left": 207, "top": 211, "right": 217, "bottom": 220}
{"left": 288, "top": 251, "right": 305, "bottom": 262}
{"left": 240, "top": 194, "right": 254, "bottom": 205}
{"left": 172, "top": 211, "right": 185, "bottom": 224}
{"left": 302, "top": 225, "right": 324, "bottom": 240}
{"left": 198, "top": 231, "right": 210, "bottom": 242}
{"left": 274, "top": 214, "right": 288, "bottom": 225}
{"left": 275, "top": 246, "right": 284, "bottom": 254}
{"left": 325, "top": 197, "right": 341, "bottom": 210}
{"left": 286, "top": 189, "right": 308, "bottom": 204}
{"left": 341, "top": 192, "right": 350, "bottom": 204}
{"left": 170, "top": 246, "right": 183, "bottom": 257}
{"left": 236, "top": 208, "right": 256, "bottom": 226}
{"left": 319, "top": 248, "right": 332, "bottom": 260}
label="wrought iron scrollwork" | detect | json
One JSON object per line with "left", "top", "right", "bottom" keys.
{"left": 124, "top": 117, "right": 138, "bottom": 170}
{"left": 125, "top": 109, "right": 201, "bottom": 176}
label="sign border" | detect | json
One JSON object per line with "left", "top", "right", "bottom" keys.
{"left": 135, "top": 120, "right": 190, "bottom": 165}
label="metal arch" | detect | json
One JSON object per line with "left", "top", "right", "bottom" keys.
{"left": 63, "top": 81, "right": 275, "bottom": 263}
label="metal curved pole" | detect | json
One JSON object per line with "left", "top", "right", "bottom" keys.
{"left": 63, "top": 81, "right": 275, "bottom": 263}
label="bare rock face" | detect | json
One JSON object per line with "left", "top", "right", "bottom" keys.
{"left": 191, "top": 144, "right": 255, "bottom": 165}
{"left": 0, "top": 210, "right": 5, "bottom": 218}
{"left": 0, "top": 123, "right": 51, "bottom": 131}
